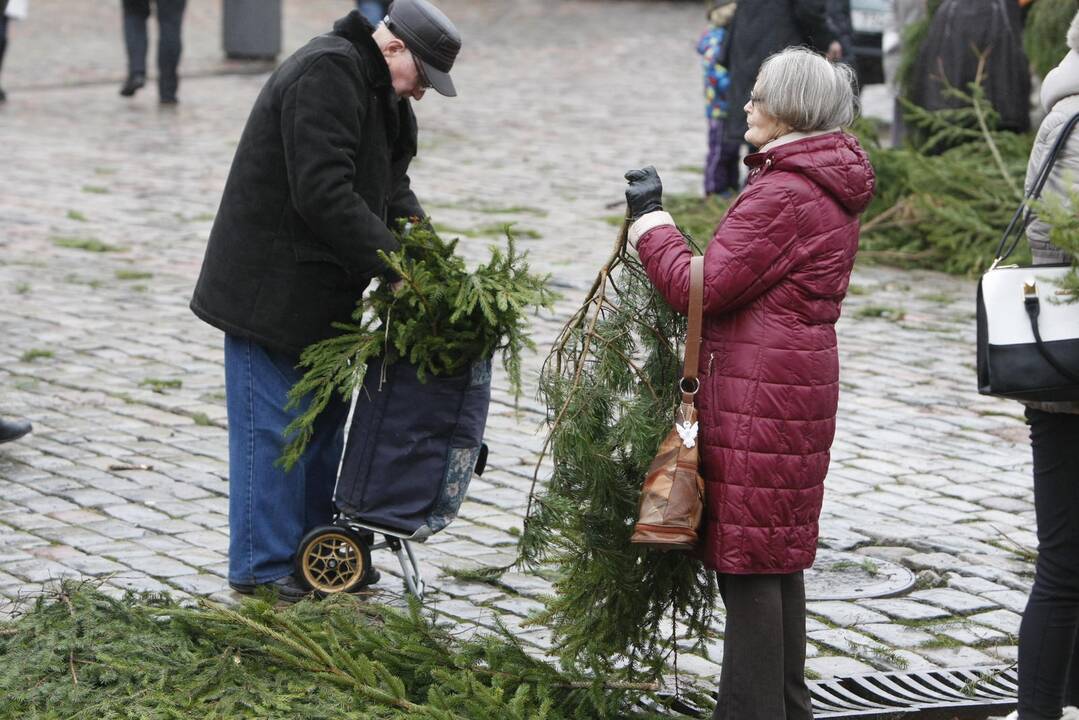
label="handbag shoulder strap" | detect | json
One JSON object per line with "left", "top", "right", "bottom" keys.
{"left": 681, "top": 256, "right": 705, "bottom": 404}
{"left": 994, "top": 110, "right": 1079, "bottom": 265}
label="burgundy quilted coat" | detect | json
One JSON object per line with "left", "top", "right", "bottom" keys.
{"left": 631, "top": 132, "right": 875, "bottom": 574}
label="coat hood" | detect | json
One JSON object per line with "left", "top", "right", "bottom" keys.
{"left": 1041, "top": 50, "right": 1079, "bottom": 112}
{"left": 746, "top": 131, "right": 876, "bottom": 215}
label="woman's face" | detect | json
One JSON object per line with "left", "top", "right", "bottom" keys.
{"left": 743, "top": 86, "right": 789, "bottom": 148}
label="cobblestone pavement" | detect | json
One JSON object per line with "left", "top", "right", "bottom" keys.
{"left": 0, "top": 0, "right": 1035, "bottom": 696}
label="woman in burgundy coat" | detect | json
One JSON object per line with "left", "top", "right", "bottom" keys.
{"left": 624, "top": 48, "right": 876, "bottom": 720}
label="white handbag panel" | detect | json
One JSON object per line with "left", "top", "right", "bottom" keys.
{"left": 5, "top": 0, "right": 28, "bottom": 20}
{"left": 983, "top": 266, "right": 1078, "bottom": 345}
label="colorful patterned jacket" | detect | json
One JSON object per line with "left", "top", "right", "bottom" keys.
{"left": 697, "top": 26, "right": 731, "bottom": 121}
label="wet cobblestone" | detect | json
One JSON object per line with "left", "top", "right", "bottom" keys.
{"left": 0, "top": 0, "right": 1037, "bottom": 692}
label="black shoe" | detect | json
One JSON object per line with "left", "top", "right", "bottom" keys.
{"left": 358, "top": 567, "right": 381, "bottom": 588}
{"left": 0, "top": 418, "right": 31, "bottom": 445}
{"left": 230, "top": 574, "right": 311, "bottom": 604}
{"left": 120, "top": 74, "right": 145, "bottom": 97}
{"left": 230, "top": 569, "right": 380, "bottom": 604}
{"left": 0, "top": 87, "right": 7, "bottom": 103}
{"left": 159, "top": 95, "right": 178, "bottom": 106}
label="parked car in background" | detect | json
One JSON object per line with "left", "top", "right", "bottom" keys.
{"left": 851, "top": 0, "right": 891, "bottom": 85}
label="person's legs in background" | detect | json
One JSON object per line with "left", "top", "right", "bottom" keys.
{"left": 0, "top": 416, "right": 31, "bottom": 444}
{"left": 357, "top": 0, "right": 388, "bottom": 25}
{"left": 224, "top": 334, "right": 348, "bottom": 601}
{"left": 704, "top": 118, "right": 722, "bottom": 196}
{"left": 1017, "top": 409, "right": 1079, "bottom": 720}
{"left": 155, "top": 0, "right": 186, "bottom": 103}
{"left": 705, "top": 119, "right": 742, "bottom": 197}
{"left": 718, "top": 136, "right": 743, "bottom": 196}
{"left": 120, "top": 0, "right": 150, "bottom": 96}
{"left": 0, "top": 13, "right": 8, "bottom": 102}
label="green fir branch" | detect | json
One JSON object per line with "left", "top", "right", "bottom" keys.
{"left": 278, "top": 220, "right": 555, "bottom": 470}
{"left": 0, "top": 583, "right": 683, "bottom": 718}
{"left": 516, "top": 217, "right": 719, "bottom": 681}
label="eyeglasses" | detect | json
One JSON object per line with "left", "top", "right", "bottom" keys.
{"left": 410, "top": 50, "right": 432, "bottom": 90}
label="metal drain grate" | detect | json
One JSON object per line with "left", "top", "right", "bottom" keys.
{"left": 650, "top": 665, "right": 1017, "bottom": 719}
{"left": 809, "top": 664, "right": 1017, "bottom": 718}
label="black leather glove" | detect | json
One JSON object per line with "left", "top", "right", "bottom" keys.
{"left": 624, "top": 166, "right": 664, "bottom": 221}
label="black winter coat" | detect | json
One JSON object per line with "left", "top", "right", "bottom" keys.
{"left": 909, "top": 0, "right": 1030, "bottom": 134}
{"left": 723, "top": 0, "right": 835, "bottom": 145}
{"left": 190, "top": 12, "right": 423, "bottom": 357}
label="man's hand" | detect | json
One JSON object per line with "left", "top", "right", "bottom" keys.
{"left": 624, "top": 166, "right": 664, "bottom": 221}
{"left": 826, "top": 41, "right": 843, "bottom": 61}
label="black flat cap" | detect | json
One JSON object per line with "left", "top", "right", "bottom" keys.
{"left": 386, "top": 0, "right": 461, "bottom": 97}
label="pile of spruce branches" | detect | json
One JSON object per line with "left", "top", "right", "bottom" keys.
{"left": 0, "top": 582, "right": 690, "bottom": 719}
{"left": 280, "top": 221, "right": 554, "bottom": 470}
{"left": 855, "top": 76, "right": 1035, "bottom": 274}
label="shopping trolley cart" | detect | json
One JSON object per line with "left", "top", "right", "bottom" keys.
{"left": 294, "top": 355, "right": 491, "bottom": 599}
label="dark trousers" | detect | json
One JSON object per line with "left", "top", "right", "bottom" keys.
{"left": 1018, "top": 409, "right": 1079, "bottom": 720}
{"left": 705, "top": 118, "right": 742, "bottom": 196}
{"left": 0, "top": 14, "right": 8, "bottom": 76}
{"left": 713, "top": 571, "right": 814, "bottom": 720}
{"left": 122, "top": 0, "right": 186, "bottom": 99}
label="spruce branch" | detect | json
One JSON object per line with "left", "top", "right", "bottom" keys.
{"left": 968, "top": 51, "right": 1021, "bottom": 201}
{"left": 60, "top": 588, "right": 79, "bottom": 686}
{"left": 278, "top": 220, "right": 554, "bottom": 470}
{"left": 512, "top": 210, "right": 718, "bottom": 682}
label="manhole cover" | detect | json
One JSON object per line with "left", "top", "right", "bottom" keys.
{"left": 805, "top": 549, "right": 915, "bottom": 601}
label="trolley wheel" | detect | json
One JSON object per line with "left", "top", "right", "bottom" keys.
{"left": 295, "top": 525, "right": 372, "bottom": 595}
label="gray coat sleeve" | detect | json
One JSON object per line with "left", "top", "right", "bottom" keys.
{"left": 1021, "top": 101, "right": 1079, "bottom": 414}
{"left": 1025, "top": 105, "right": 1079, "bottom": 266}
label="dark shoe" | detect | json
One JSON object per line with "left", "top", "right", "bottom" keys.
{"left": 0, "top": 87, "right": 7, "bottom": 103}
{"left": 230, "top": 574, "right": 311, "bottom": 604}
{"left": 159, "top": 95, "right": 178, "bottom": 106}
{"left": 358, "top": 567, "right": 381, "bottom": 588}
{"left": 230, "top": 569, "right": 380, "bottom": 604}
{"left": 119, "top": 74, "right": 145, "bottom": 97}
{"left": 0, "top": 418, "right": 31, "bottom": 445}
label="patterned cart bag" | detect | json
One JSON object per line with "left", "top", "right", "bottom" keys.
{"left": 334, "top": 356, "right": 492, "bottom": 539}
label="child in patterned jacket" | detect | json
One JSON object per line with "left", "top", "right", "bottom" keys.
{"left": 697, "top": 0, "right": 740, "bottom": 196}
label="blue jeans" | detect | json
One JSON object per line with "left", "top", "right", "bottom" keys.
{"left": 224, "top": 334, "right": 348, "bottom": 585}
{"left": 357, "top": 1, "right": 388, "bottom": 25}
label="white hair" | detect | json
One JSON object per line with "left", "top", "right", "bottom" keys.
{"left": 753, "top": 47, "right": 859, "bottom": 131}
{"left": 1069, "top": 9, "right": 1079, "bottom": 52}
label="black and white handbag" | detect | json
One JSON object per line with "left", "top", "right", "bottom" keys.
{"left": 976, "top": 111, "right": 1079, "bottom": 402}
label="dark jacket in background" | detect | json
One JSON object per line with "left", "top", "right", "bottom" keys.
{"left": 826, "top": 0, "right": 853, "bottom": 63}
{"left": 723, "top": 0, "right": 836, "bottom": 145}
{"left": 909, "top": 0, "right": 1030, "bottom": 134}
{"left": 191, "top": 12, "right": 423, "bottom": 357}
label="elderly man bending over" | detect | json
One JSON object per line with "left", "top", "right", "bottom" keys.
{"left": 190, "top": 0, "right": 462, "bottom": 602}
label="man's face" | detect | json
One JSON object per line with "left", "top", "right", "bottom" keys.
{"left": 383, "top": 40, "right": 428, "bottom": 100}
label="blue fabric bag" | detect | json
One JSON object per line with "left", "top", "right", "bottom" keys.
{"left": 333, "top": 356, "right": 491, "bottom": 539}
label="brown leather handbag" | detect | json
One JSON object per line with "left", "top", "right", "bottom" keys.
{"left": 630, "top": 255, "right": 706, "bottom": 551}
